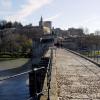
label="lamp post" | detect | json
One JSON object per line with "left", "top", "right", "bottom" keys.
{"left": 30, "top": 67, "right": 45, "bottom": 100}
{"left": 34, "top": 67, "right": 45, "bottom": 98}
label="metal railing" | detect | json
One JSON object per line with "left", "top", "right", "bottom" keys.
{"left": 29, "top": 48, "right": 53, "bottom": 100}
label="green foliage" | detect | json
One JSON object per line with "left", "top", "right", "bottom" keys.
{"left": 0, "top": 31, "right": 33, "bottom": 58}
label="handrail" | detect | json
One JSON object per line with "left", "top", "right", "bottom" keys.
{"left": 0, "top": 55, "right": 51, "bottom": 82}
{"left": 0, "top": 70, "right": 32, "bottom": 81}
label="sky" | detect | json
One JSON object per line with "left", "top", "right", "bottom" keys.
{"left": 0, "top": 0, "right": 100, "bottom": 33}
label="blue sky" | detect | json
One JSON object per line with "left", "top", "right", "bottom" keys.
{"left": 0, "top": 0, "right": 100, "bottom": 33}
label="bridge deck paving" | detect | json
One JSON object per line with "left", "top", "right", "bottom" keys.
{"left": 40, "top": 48, "right": 100, "bottom": 100}
{"left": 56, "top": 49, "right": 100, "bottom": 100}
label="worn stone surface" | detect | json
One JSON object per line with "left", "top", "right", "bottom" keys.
{"left": 40, "top": 48, "right": 100, "bottom": 100}
{"left": 56, "top": 49, "right": 100, "bottom": 100}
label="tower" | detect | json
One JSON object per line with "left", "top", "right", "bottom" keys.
{"left": 39, "top": 16, "right": 43, "bottom": 29}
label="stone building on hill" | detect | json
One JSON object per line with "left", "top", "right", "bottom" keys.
{"left": 39, "top": 16, "right": 52, "bottom": 34}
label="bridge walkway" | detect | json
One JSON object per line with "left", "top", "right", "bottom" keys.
{"left": 56, "top": 48, "right": 100, "bottom": 100}
{"left": 41, "top": 48, "right": 100, "bottom": 100}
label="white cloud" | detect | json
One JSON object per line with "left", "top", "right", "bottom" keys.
{"left": 45, "top": 13, "right": 62, "bottom": 21}
{"left": 0, "top": 0, "right": 12, "bottom": 9}
{"left": 6, "top": 0, "right": 53, "bottom": 22}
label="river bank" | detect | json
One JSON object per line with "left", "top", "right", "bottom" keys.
{"left": 0, "top": 58, "right": 29, "bottom": 71}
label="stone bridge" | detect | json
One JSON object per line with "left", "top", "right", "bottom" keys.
{"left": 41, "top": 48, "right": 100, "bottom": 100}
{"left": 0, "top": 48, "right": 100, "bottom": 100}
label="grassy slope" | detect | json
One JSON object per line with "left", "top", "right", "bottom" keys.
{"left": 0, "top": 58, "right": 29, "bottom": 71}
